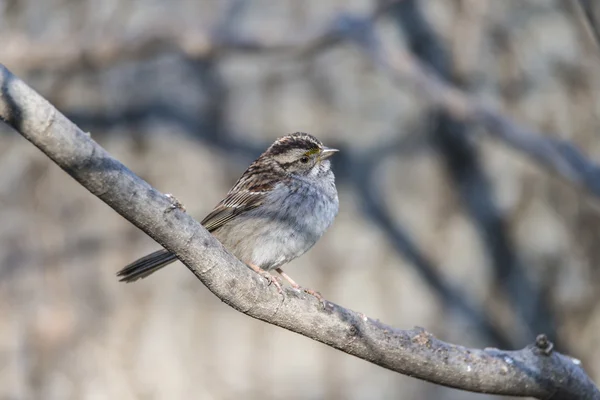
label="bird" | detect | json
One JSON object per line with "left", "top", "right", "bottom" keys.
{"left": 116, "top": 132, "right": 339, "bottom": 296}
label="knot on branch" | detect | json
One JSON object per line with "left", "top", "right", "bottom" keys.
{"left": 535, "top": 334, "right": 554, "bottom": 356}
{"left": 412, "top": 326, "right": 433, "bottom": 347}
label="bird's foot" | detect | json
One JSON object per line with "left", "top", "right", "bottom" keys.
{"left": 263, "top": 272, "right": 284, "bottom": 294}
{"left": 275, "top": 268, "right": 326, "bottom": 306}
{"left": 275, "top": 267, "right": 301, "bottom": 291}
{"left": 249, "top": 263, "right": 283, "bottom": 294}
{"left": 302, "top": 287, "right": 325, "bottom": 303}
{"left": 301, "top": 287, "right": 328, "bottom": 308}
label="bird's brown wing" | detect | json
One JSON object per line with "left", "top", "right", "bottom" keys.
{"left": 200, "top": 189, "right": 269, "bottom": 232}
{"left": 202, "top": 156, "right": 284, "bottom": 232}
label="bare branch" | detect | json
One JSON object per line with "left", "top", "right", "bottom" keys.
{"left": 1, "top": 0, "right": 396, "bottom": 72}
{"left": 1, "top": 64, "right": 598, "bottom": 400}
{"left": 574, "top": 0, "right": 600, "bottom": 51}
{"left": 7, "top": 1, "right": 600, "bottom": 204}
{"left": 324, "top": 12, "right": 600, "bottom": 199}
{"left": 386, "top": 0, "right": 556, "bottom": 346}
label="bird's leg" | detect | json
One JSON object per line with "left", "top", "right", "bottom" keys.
{"left": 248, "top": 263, "right": 283, "bottom": 294}
{"left": 275, "top": 268, "right": 301, "bottom": 290}
{"left": 275, "top": 268, "right": 325, "bottom": 304}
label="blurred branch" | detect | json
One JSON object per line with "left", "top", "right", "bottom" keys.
{"left": 574, "top": 0, "right": 600, "bottom": 50}
{"left": 2, "top": 0, "right": 397, "bottom": 73}
{"left": 350, "top": 140, "right": 512, "bottom": 347}
{"left": 184, "top": 2, "right": 600, "bottom": 200}
{"left": 12, "top": 1, "right": 600, "bottom": 200}
{"left": 64, "top": 99, "right": 264, "bottom": 158}
{"left": 387, "top": 0, "right": 556, "bottom": 346}
{"left": 1, "top": 20, "right": 277, "bottom": 72}
{"left": 333, "top": 11, "right": 600, "bottom": 198}
{"left": 1, "top": 64, "right": 599, "bottom": 400}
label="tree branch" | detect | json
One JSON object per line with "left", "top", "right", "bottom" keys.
{"left": 574, "top": 0, "right": 600, "bottom": 51}
{"left": 11, "top": 1, "right": 600, "bottom": 200}
{"left": 348, "top": 136, "right": 513, "bottom": 348}
{"left": 0, "top": 64, "right": 598, "bottom": 399}
{"left": 332, "top": 10, "right": 600, "bottom": 198}
{"left": 7, "top": 1, "right": 600, "bottom": 202}
{"left": 1, "top": 0, "right": 396, "bottom": 73}
{"left": 388, "top": 0, "right": 557, "bottom": 347}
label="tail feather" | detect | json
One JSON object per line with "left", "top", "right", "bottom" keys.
{"left": 117, "top": 249, "right": 178, "bottom": 282}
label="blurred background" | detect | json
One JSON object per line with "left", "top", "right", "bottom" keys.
{"left": 2, "top": 0, "right": 600, "bottom": 399}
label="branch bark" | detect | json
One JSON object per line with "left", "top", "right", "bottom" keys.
{"left": 0, "top": 64, "right": 598, "bottom": 399}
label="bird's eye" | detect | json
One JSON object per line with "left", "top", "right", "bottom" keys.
{"left": 300, "top": 156, "right": 310, "bottom": 164}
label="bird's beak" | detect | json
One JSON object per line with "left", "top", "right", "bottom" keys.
{"left": 319, "top": 147, "right": 339, "bottom": 160}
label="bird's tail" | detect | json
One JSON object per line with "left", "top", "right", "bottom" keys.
{"left": 117, "top": 249, "right": 178, "bottom": 282}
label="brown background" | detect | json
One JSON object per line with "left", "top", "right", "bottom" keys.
{"left": 1, "top": 0, "right": 600, "bottom": 399}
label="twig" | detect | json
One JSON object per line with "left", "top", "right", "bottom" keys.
{"left": 1, "top": 63, "right": 598, "bottom": 400}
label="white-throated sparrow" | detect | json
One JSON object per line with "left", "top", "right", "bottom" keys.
{"left": 117, "top": 133, "right": 339, "bottom": 296}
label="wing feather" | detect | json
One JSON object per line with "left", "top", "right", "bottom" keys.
{"left": 200, "top": 189, "right": 268, "bottom": 232}
{"left": 201, "top": 159, "right": 282, "bottom": 232}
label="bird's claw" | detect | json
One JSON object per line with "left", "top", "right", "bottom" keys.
{"left": 260, "top": 270, "right": 284, "bottom": 294}
{"left": 302, "top": 287, "right": 327, "bottom": 307}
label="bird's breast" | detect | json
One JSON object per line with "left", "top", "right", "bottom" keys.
{"left": 215, "top": 177, "right": 338, "bottom": 270}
